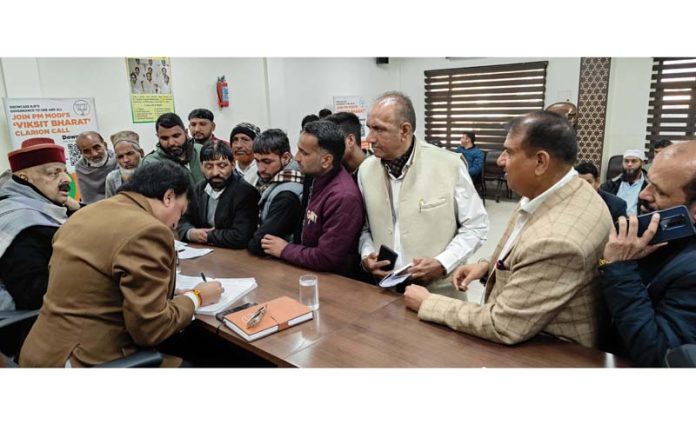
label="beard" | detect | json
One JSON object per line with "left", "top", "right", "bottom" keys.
{"left": 119, "top": 165, "right": 138, "bottom": 180}
{"left": 207, "top": 177, "right": 227, "bottom": 190}
{"left": 86, "top": 153, "right": 108, "bottom": 168}
{"left": 164, "top": 145, "right": 185, "bottom": 157}
{"left": 621, "top": 168, "right": 639, "bottom": 181}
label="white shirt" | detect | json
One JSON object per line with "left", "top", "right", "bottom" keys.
{"left": 359, "top": 152, "right": 489, "bottom": 274}
{"left": 236, "top": 161, "right": 259, "bottom": 187}
{"left": 496, "top": 168, "right": 578, "bottom": 265}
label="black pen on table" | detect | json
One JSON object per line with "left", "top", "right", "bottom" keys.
{"left": 200, "top": 272, "right": 207, "bottom": 283}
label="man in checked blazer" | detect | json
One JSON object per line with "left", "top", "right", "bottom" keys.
{"left": 405, "top": 111, "right": 612, "bottom": 348}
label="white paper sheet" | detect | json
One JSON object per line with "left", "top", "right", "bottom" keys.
{"left": 176, "top": 274, "right": 257, "bottom": 315}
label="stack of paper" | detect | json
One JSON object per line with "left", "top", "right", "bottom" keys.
{"left": 176, "top": 274, "right": 257, "bottom": 315}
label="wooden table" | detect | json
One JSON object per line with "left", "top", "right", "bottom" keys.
{"left": 180, "top": 246, "right": 630, "bottom": 368}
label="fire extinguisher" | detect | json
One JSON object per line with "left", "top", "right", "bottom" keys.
{"left": 217, "top": 76, "right": 229, "bottom": 108}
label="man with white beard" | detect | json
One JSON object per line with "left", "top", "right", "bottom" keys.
{"left": 75, "top": 131, "right": 118, "bottom": 204}
{"left": 104, "top": 137, "right": 145, "bottom": 198}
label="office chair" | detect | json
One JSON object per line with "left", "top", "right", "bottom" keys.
{"left": 665, "top": 344, "right": 696, "bottom": 368}
{"left": 605, "top": 155, "right": 623, "bottom": 183}
{"left": 483, "top": 150, "right": 511, "bottom": 202}
{"left": 0, "top": 310, "right": 164, "bottom": 368}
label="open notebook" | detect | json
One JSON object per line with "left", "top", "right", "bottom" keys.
{"left": 176, "top": 274, "right": 257, "bottom": 316}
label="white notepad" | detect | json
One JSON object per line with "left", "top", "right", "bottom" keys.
{"left": 176, "top": 274, "right": 257, "bottom": 315}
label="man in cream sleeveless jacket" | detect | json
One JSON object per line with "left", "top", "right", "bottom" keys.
{"left": 405, "top": 111, "right": 612, "bottom": 348}
{"left": 358, "top": 92, "right": 489, "bottom": 299}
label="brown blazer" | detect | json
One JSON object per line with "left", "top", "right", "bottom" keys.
{"left": 418, "top": 176, "right": 612, "bottom": 348}
{"left": 19, "top": 192, "right": 195, "bottom": 367}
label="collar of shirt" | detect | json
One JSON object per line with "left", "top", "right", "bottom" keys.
{"left": 382, "top": 136, "right": 416, "bottom": 179}
{"left": 236, "top": 160, "right": 256, "bottom": 173}
{"left": 204, "top": 183, "right": 225, "bottom": 199}
{"left": 519, "top": 168, "right": 578, "bottom": 216}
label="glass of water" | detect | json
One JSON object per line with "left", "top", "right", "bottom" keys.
{"left": 299, "top": 274, "right": 319, "bottom": 311}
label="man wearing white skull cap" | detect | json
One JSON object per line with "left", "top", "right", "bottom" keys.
{"left": 600, "top": 149, "right": 648, "bottom": 215}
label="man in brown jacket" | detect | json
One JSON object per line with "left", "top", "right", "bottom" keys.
{"left": 19, "top": 162, "right": 223, "bottom": 367}
{"left": 405, "top": 111, "right": 612, "bottom": 348}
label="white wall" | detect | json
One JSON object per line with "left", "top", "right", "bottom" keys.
{"left": 0, "top": 57, "right": 655, "bottom": 175}
{"left": 603, "top": 57, "right": 653, "bottom": 178}
{"left": 267, "top": 57, "right": 399, "bottom": 147}
{"left": 393, "top": 57, "right": 582, "bottom": 140}
{"left": 0, "top": 57, "right": 270, "bottom": 169}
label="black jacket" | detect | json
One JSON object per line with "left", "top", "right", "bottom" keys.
{"left": 177, "top": 174, "right": 260, "bottom": 248}
{"left": 600, "top": 170, "right": 648, "bottom": 196}
{"left": 0, "top": 225, "right": 57, "bottom": 310}
{"left": 248, "top": 191, "right": 303, "bottom": 256}
{"left": 599, "top": 190, "right": 628, "bottom": 223}
{"left": 600, "top": 237, "right": 696, "bottom": 367}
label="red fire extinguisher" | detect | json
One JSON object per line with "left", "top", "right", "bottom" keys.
{"left": 217, "top": 76, "right": 229, "bottom": 108}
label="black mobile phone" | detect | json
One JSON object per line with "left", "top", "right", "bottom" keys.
{"left": 632, "top": 205, "right": 695, "bottom": 245}
{"left": 377, "top": 245, "right": 398, "bottom": 271}
{"left": 215, "top": 302, "right": 257, "bottom": 323}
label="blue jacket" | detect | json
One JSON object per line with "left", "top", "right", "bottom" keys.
{"left": 455, "top": 146, "right": 484, "bottom": 179}
{"left": 600, "top": 236, "right": 696, "bottom": 366}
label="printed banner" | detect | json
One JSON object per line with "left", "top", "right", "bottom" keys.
{"left": 127, "top": 57, "right": 174, "bottom": 123}
{"left": 3, "top": 97, "right": 100, "bottom": 199}
{"left": 333, "top": 95, "right": 368, "bottom": 150}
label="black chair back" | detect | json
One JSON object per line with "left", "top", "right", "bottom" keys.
{"left": 605, "top": 155, "right": 623, "bottom": 182}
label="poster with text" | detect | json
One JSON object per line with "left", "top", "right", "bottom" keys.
{"left": 126, "top": 57, "right": 174, "bottom": 123}
{"left": 333, "top": 95, "right": 369, "bottom": 150}
{"left": 3, "top": 97, "right": 100, "bottom": 199}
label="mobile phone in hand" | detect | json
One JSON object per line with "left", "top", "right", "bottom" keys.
{"left": 636, "top": 205, "right": 695, "bottom": 244}
{"left": 377, "top": 245, "right": 398, "bottom": 271}
{"left": 215, "top": 302, "right": 257, "bottom": 323}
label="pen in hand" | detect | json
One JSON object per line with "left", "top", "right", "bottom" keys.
{"left": 200, "top": 272, "right": 207, "bottom": 283}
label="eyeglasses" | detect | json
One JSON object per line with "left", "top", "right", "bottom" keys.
{"left": 245, "top": 304, "right": 267, "bottom": 328}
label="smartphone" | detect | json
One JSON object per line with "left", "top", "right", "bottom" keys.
{"left": 215, "top": 302, "right": 257, "bottom": 323}
{"left": 635, "top": 205, "right": 695, "bottom": 245}
{"left": 377, "top": 245, "right": 398, "bottom": 271}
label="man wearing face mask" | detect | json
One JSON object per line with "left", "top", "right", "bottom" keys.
{"left": 74, "top": 131, "right": 118, "bottom": 204}
{"left": 141, "top": 112, "right": 204, "bottom": 186}
{"left": 0, "top": 138, "right": 81, "bottom": 311}
{"left": 105, "top": 135, "right": 145, "bottom": 198}
{"left": 177, "top": 141, "right": 260, "bottom": 248}
{"left": 230, "top": 122, "right": 261, "bottom": 187}
{"left": 247, "top": 129, "right": 304, "bottom": 256}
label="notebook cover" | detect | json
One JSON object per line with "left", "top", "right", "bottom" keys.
{"left": 224, "top": 296, "right": 312, "bottom": 339}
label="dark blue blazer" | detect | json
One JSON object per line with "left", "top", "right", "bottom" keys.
{"left": 600, "top": 236, "right": 696, "bottom": 366}
{"left": 599, "top": 190, "right": 628, "bottom": 223}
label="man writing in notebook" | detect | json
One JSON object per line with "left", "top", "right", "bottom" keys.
{"left": 405, "top": 111, "right": 611, "bottom": 348}
{"left": 20, "top": 162, "right": 223, "bottom": 367}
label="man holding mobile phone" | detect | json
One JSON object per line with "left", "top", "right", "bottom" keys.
{"left": 599, "top": 140, "right": 696, "bottom": 367}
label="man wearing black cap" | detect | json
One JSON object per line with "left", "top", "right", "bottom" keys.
{"left": 230, "top": 122, "right": 261, "bottom": 186}
{"left": 0, "top": 138, "right": 81, "bottom": 311}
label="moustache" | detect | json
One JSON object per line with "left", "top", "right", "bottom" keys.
{"left": 58, "top": 183, "right": 70, "bottom": 192}
{"left": 207, "top": 177, "right": 227, "bottom": 189}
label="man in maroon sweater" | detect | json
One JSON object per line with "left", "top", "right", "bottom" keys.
{"left": 261, "top": 120, "right": 364, "bottom": 276}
